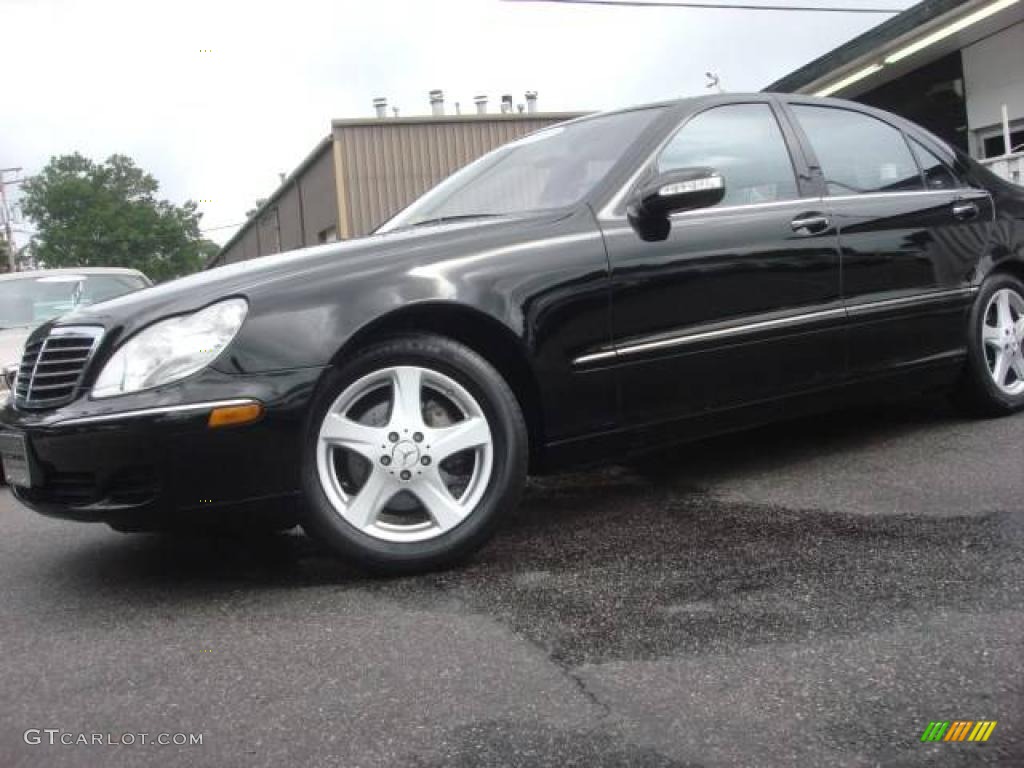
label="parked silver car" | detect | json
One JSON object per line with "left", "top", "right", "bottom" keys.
{"left": 0, "top": 268, "right": 152, "bottom": 393}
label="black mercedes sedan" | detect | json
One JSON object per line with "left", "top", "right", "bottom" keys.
{"left": 3, "top": 93, "right": 1023, "bottom": 572}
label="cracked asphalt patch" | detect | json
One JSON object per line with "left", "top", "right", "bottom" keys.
{"left": 1, "top": 398, "right": 1022, "bottom": 766}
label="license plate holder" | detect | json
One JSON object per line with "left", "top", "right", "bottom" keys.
{"left": 0, "top": 431, "right": 36, "bottom": 488}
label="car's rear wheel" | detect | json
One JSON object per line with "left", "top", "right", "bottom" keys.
{"left": 300, "top": 334, "right": 527, "bottom": 573}
{"left": 954, "top": 273, "right": 1024, "bottom": 415}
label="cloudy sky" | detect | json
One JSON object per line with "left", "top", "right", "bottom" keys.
{"left": 2, "top": 0, "right": 909, "bottom": 247}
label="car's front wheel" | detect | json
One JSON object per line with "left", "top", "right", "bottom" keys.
{"left": 300, "top": 334, "right": 528, "bottom": 573}
{"left": 954, "top": 273, "right": 1024, "bottom": 415}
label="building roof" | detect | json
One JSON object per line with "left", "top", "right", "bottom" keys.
{"left": 212, "top": 134, "right": 334, "bottom": 267}
{"left": 765, "top": 0, "right": 972, "bottom": 93}
{"left": 330, "top": 111, "right": 588, "bottom": 128}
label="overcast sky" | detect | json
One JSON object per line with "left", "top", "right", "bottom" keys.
{"left": 1, "top": 0, "right": 909, "bottom": 246}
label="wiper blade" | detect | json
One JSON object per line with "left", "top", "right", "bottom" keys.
{"left": 404, "top": 213, "right": 504, "bottom": 230}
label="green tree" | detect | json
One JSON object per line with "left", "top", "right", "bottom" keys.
{"left": 21, "top": 153, "right": 205, "bottom": 282}
{"left": 198, "top": 238, "right": 221, "bottom": 266}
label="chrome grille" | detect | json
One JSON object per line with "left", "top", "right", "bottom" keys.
{"left": 15, "top": 327, "right": 104, "bottom": 409}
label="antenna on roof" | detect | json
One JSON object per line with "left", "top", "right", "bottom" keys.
{"left": 705, "top": 72, "right": 723, "bottom": 93}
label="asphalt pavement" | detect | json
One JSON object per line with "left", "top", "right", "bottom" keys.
{"left": 1, "top": 397, "right": 1022, "bottom": 767}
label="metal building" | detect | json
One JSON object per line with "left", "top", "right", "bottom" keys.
{"left": 212, "top": 93, "right": 583, "bottom": 267}
{"left": 768, "top": 0, "right": 1024, "bottom": 183}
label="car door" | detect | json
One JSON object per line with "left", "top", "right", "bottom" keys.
{"left": 785, "top": 102, "right": 995, "bottom": 377}
{"left": 595, "top": 100, "right": 844, "bottom": 429}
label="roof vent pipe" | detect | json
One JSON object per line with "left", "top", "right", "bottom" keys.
{"left": 500, "top": 94, "right": 513, "bottom": 114}
{"left": 372, "top": 97, "right": 388, "bottom": 119}
{"left": 474, "top": 94, "right": 488, "bottom": 114}
{"left": 429, "top": 89, "right": 445, "bottom": 116}
{"left": 525, "top": 91, "right": 538, "bottom": 113}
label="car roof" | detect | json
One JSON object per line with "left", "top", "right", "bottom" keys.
{"left": 587, "top": 93, "right": 766, "bottom": 118}
{"left": 0, "top": 267, "right": 150, "bottom": 283}
{"left": 587, "top": 92, "right": 896, "bottom": 120}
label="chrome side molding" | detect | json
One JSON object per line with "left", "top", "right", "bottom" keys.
{"left": 574, "top": 287, "right": 976, "bottom": 367}
{"left": 53, "top": 398, "right": 261, "bottom": 427}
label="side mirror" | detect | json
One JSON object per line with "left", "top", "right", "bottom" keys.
{"left": 627, "top": 167, "right": 726, "bottom": 241}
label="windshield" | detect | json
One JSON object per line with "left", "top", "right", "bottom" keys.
{"left": 0, "top": 273, "right": 149, "bottom": 329}
{"left": 379, "top": 107, "right": 664, "bottom": 232}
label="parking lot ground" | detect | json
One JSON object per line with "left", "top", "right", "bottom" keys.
{"left": 1, "top": 397, "right": 1022, "bottom": 767}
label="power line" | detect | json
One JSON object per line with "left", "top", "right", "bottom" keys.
{"left": 200, "top": 221, "right": 246, "bottom": 233}
{"left": 503, "top": 0, "right": 904, "bottom": 14}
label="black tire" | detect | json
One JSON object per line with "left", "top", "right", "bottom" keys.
{"left": 300, "top": 334, "right": 528, "bottom": 574}
{"left": 952, "top": 273, "right": 1024, "bottom": 416}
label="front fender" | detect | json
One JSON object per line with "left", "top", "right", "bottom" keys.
{"left": 213, "top": 209, "right": 605, "bottom": 376}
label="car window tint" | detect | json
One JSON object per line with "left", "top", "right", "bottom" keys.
{"left": 657, "top": 103, "right": 798, "bottom": 207}
{"left": 79, "top": 275, "right": 149, "bottom": 304}
{"left": 909, "top": 138, "right": 960, "bottom": 190}
{"left": 791, "top": 105, "right": 923, "bottom": 195}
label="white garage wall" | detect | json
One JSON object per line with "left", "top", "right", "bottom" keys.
{"left": 963, "top": 20, "right": 1024, "bottom": 144}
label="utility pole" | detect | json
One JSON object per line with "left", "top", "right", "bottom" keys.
{"left": 0, "top": 167, "right": 24, "bottom": 273}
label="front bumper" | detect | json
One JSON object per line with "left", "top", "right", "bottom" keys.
{"left": 0, "top": 366, "right": 325, "bottom": 529}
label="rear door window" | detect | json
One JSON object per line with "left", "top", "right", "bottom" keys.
{"left": 909, "top": 138, "right": 961, "bottom": 191}
{"left": 791, "top": 105, "right": 923, "bottom": 196}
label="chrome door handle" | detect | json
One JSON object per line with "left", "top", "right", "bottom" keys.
{"left": 791, "top": 214, "right": 830, "bottom": 234}
{"left": 952, "top": 202, "right": 979, "bottom": 221}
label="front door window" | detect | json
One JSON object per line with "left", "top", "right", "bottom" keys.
{"left": 657, "top": 103, "right": 799, "bottom": 207}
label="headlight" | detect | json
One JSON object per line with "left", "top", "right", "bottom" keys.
{"left": 92, "top": 298, "right": 248, "bottom": 399}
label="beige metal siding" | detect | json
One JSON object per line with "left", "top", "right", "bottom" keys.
{"left": 220, "top": 223, "right": 263, "bottom": 265}
{"left": 336, "top": 117, "right": 574, "bottom": 237}
{"left": 218, "top": 239, "right": 244, "bottom": 265}
{"left": 277, "top": 183, "right": 304, "bottom": 251}
{"left": 257, "top": 208, "right": 281, "bottom": 256}
{"left": 300, "top": 147, "right": 340, "bottom": 244}
{"left": 242, "top": 227, "right": 260, "bottom": 261}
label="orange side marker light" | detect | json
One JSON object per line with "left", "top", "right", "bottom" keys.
{"left": 208, "top": 403, "right": 263, "bottom": 428}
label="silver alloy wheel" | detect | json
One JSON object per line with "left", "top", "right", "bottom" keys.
{"left": 982, "top": 287, "right": 1024, "bottom": 396}
{"left": 316, "top": 365, "right": 494, "bottom": 542}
